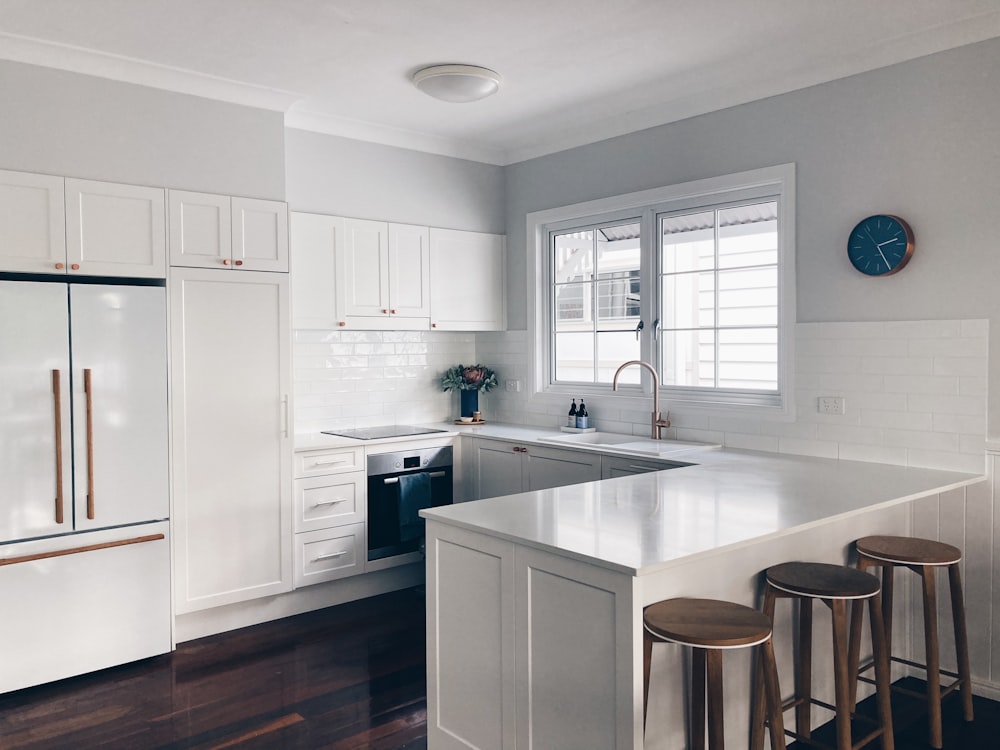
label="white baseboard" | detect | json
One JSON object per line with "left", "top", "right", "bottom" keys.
{"left": 174, "top": 564, "right": 424, "bottom": 642}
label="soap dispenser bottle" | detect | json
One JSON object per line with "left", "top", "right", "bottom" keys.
{"left": 576, "top": 399, "right": 589, "bottom": 429}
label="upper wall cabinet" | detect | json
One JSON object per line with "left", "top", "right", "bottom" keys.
{"left": 290, "top": 211, "right": 506, "bottom": 332}
{"left": 0, "top": 169, "right": 66, "bottom": 274}
{"left": 66, "top": 178, "right": 166, "bottom": 278}
{"left": 1, "top": 171, "right": 166, "bottom": 278}
{"left": 169, "top": 190, "right": 288, "bottom": 272}
{"left": 429, "top": 228, "right": 505, "bottom": 331}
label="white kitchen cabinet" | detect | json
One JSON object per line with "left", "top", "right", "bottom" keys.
{"left": 292, "top": 444, "right": 367, "bottom": 587}
{"left": 337, "top": 218, "right": 430, "bottom": 329}
{"left": 0, "top": 169, "right": 66, "bottom": 274}
{"left": 65, "top": 178, "right": 166, "bottom": 278}
{"left": 170, "top": 268, "right": 293, "bottom": 613}
{"left": 290, "top": 211, "right": 342, "bottom": 329}
{"left": 169, "top": 190, "right": 287, "bottom": 272}
{"left": 429, "top": 228, "right": 505, "bottom": 331}
{"left": 473, "top": 438, "right": 602, "bottom": 500}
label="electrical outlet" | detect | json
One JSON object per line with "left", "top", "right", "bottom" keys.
{"left": 505, "top": 379, "right": 521, "bottom": 392}
{"left": 818, "top": 396, "right": 846, "bottom": 415}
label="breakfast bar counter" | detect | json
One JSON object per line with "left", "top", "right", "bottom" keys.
{"left": 421, "top": 449, "right": 984, "bottom": 750}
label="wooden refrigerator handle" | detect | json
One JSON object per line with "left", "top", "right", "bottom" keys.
{"left": 84, "top": 368, "right": 95, "bottom": 519}
{"left": 51, "top": 370, "right": 65, "bottom": 524}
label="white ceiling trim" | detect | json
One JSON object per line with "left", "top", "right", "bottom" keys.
{"left": 0, "top": 31, "right": 302, "bottom": 112}
{"left": 284, "top": 107, "right": 507, "bottom": 166}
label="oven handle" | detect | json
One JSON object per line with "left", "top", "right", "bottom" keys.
{"left": 382, "top": 470, "right": 447, "bottom": 485}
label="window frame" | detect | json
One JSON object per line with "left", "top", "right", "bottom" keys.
{"left": 528, "top": 164, "right": 796, "bottom": 419}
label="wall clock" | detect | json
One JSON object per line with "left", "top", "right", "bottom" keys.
{"left": 847, "top": 214, "right": 914, "bottom": 276}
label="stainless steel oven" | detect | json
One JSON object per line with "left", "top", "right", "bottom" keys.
{"left": 367, "top": 445, "right": 453, "bottom": 568}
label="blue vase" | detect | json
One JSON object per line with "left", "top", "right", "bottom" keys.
{"left": 460, "top": 390, "right": 479, "bottom": 418}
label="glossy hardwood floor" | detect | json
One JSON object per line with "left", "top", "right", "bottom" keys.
{"left": 0, "top": 589, "right": 428, "bottom": 749}
{"left": 2, "top": 587, "right": 997, "bottom": 749}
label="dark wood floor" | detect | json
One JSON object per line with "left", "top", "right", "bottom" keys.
{"left": 0, "top": 588, "right": 428, "bottom": 749}
{"left": 1, "top": 587, "right": 997, "bottom": 749}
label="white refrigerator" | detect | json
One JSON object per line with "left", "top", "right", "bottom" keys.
{"left": 0, "top": 278, "right": 171, "bottom": 693}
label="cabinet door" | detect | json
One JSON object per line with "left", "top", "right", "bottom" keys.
{"left": 523, "top": 445, "right": 602, "bottom": 492}
{"left": 70, "top": 284, "right": 169, "bottom": 530}
{"left": 232, "top": 197, "right": 288, "bottom": 272}
{"left": 476, "top": 440, "right": 525, "bottom": 500}
{"left": 337, "top": 218, "right": 389, "bottom": 319}
{"left": 0, "top": 281, "right": 71, "bottom": 543}
{"left": 0, "top": 170, "right": 66, "bottom": 274}
{"left": 65, "top": 179, "right": 166, "bottom": 278}
{"left": 290, "top": 211, "right": 344, "bottom": 329}
{"left": 168, "top": 190, "right": 232, "bottom": 269}
{"left": 430, "top": 228, "right": 505, "bottom": 331}
{"left": 601, "top": 455, "right": 684, "bottom": 479}
{"left": 170, "top": 268, "right": 292, "bottom": 613}
{"left": 388, "top": 223, "right": 430, "bottom": 320}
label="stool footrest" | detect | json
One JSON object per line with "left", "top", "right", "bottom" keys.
{"left": 778, "top": 723, "right": 886, "bottom": 750}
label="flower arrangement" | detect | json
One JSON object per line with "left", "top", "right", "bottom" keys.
{"left": 441, "top": 364, "right": 498, "bottom": 392}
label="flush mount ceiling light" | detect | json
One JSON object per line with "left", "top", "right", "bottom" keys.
{"left": 412, "top": 64, "right": 501, "bottom": 103}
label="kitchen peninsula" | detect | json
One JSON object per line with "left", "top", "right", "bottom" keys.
{"left": 422, "top": 447, "right": 984, "bottom": 750}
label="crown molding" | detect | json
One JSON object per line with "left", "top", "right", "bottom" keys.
{"left": 0, "top": 32, "right": 302, "bottom": 112}
{"left": 284, "top": 107, "right": 507, "bottom": 166}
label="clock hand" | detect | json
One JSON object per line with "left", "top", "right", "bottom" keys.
{"left": 876, "top": 246, "right": 890, "bottom": 266}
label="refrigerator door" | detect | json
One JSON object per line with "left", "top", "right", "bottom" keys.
{"left": 70, "top": 284, "right": 169, "bottom": 530}
{"left": 0, "top": 281, "right": 72, "bottom": 543}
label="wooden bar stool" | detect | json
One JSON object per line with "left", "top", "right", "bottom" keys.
{"left": 750, "top": 562, "right": 894, "bottom": 750}
{"left": 643, "top": 597, "right": 786, "bottom": 750}
{"left": 847, "top": 536, "right": 974, "bottom": 749}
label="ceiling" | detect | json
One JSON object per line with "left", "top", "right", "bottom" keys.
{"left": 1, "top": 1, "right": 998, "bottom": 165}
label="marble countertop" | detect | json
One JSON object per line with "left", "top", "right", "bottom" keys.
{"left": 421, "top": 446, "right": 984, "bottom": 576}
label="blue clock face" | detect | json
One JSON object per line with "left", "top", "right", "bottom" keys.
{"left": 848, "top": 215, "right": 914, "bottom": 276}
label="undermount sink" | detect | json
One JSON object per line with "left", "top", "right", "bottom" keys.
{"left": 538, "top": 431, "right": 719, "bottom": 456}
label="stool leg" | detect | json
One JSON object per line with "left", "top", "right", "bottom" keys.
{"left": 706, "top": 649, "right": 725, "bottom": 750}
{"left": 759, "top": 637, "right": 787, "bottom": 750}
{"left": 948, "top": 562, "right": 975, "bottom": 722}
{"left": 847, "top": 578, "right": 867, "bottom": 708}
{"left": 692, "top": 647, "right": 707, "bottom": 750}
{"left": 643, "top": 627, "right": 653, "bottom": 728}
{"left": 750, "top": 587, "right": 778, "bottom": 750}
{"left": 830, "top": 598, "right": 852, "bottom": 750}
{"left": 882, "top": 562, "right": 895, "bottom": 657}
{"left": 796, "top": 597, "right": 813, "bottom": 741}
{"left": 869, "top": 591, "right": 895, "bottom": 750}
{"left": 920, "top": 565, "right": 943, "bottom": 749}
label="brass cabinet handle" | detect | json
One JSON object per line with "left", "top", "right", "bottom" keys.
{"left": 54, "top": 262, "right": 65, "bottom": 270}
{"left": 84, "top": 368, "right": 95, "bottom": 519}
{"left": 51, "top": 370, "right": 65, "bottom": 524}
{"left": 390, "top": 309, "right": 397, "bottom": 314}
{"left": 70, "top": 263, "right": 80, "bottom": 271}
{"left": 0, "top": 533, "right": 165, "bottom": 567}
{"left": 234, "top": 259, "right": 244, "bottom": 266}
{"left": 223, "top": 259, "right": 231, "bottom": 266}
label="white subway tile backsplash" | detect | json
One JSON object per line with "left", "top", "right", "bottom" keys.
{"left": 860, "top": 410, "right": 933, "bottom": 431}
{"left": 861, "top": 357, "right": 934, "bottom": 375}
{"left": 837, "top": 443, "right": 907, "bottom": 466}
{"left": 884, "top": 320, "right": 962, "bottom": 338}
{"left": 909, "top": 337, "right": 988, "bottom": 358}
{"left": 906, "top": 394, "right": 986, "bottom": 416}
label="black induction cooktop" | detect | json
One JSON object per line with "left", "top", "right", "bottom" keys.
{"left": 320, "top": 425, "right": 448, "bottom": 440}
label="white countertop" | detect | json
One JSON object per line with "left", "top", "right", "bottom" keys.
{"left": 422, "top": 446, "right": 984, "bottom": 576}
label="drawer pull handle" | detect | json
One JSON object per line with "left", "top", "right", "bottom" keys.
{"left": 312, "top": 498, "right": 347, "bottom": 507}
{"left": 313, "top": 458, "right": 350, "bottom": 466}
{"left": 313, "top": 551, "right": 349, "bottom": 561}
{"left": 0, "top": 533, "right": 165, "bottom": 567}
{"left": 627, "top": 464, "right": 657, "bottom": 471}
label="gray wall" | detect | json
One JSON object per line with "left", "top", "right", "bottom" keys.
{"left": 504, "top": 37, "right": 1000, "bottom": 437}
{"left": 284, "top": 129, "right": 505, "bottom": 233}
{"left": 0, "top": 60, "right": 286, "bottom": 199}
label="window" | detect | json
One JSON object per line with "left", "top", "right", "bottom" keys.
{"left": 533, "top": 165, "right": 795, "bottom": 413}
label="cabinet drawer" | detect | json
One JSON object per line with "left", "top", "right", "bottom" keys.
{"left": 295, "top": 446, "right": 364, "bottom": 477}
{"left": 294, "top": 473, "right": 365, "bottom": 532}
{"left": 294, "top": 524, "right": 365, "bottom": 587}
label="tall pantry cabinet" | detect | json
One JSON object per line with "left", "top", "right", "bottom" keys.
{"left": 169, "top": 194, "right": 293, "bottom": 614}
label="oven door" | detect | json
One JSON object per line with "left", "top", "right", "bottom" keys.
{"left": 367, "top": 466, "right": 453, "bottom": 565}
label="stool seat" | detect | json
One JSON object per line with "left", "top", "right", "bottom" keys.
{"left": 645, "top": 598, "right": 772, "bottom": 648}
{"left": 765, "top": 561, "right": 880, "bottom": 599}
{"left": 856, "top": 535, "right": 961, "bottom": 566}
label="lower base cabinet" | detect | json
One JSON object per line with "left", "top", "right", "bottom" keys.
{"left": 0, "top": 523, "right": 171, "bottom": 694}
{"left": 473, "top": 439, "right": 603, "bottom": 500}
{"left": 294, "top": 523, "right": 365, "bottom": 586}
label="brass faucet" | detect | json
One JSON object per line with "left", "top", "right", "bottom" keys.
{"left": 612, "top": 360, "right": 670, "bottom": 440}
